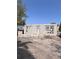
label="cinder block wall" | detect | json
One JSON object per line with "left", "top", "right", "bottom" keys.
{"left": 23, "top": 24, "right": 57, "bottom": 37}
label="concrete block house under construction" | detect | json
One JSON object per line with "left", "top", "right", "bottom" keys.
{"left": 18, "top": 24, "right": 58, "bottom": 37}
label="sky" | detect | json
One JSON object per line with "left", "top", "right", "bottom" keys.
{"left": 23, "top": 0, "right": 61, "bottom": 24}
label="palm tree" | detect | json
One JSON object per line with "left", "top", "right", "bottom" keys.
{"left": 17, "top": 0, "right": 27, "bottom": 36}
{"left": 17, "top": 0, "right": 26, "bottom": 25}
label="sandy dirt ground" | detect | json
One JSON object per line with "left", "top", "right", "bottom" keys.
{"left": 17, "top": 36, "right": 61, "bottom": 59}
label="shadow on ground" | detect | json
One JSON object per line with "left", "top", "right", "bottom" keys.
{"left": 17, "top": 41, "right": 35, "bottom": 59}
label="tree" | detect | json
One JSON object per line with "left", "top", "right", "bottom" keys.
{"left": 17, "top": 0, "right": 26, "bottom": 36}
{"left": 17, "top": 0, "right": 26, "bottom": 25}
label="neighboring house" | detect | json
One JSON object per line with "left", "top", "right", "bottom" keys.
{"left": 17, "top": 25, "right": 24, "bottom": 36}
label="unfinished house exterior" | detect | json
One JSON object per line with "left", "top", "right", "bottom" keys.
{"left": 19, "top": 24, "right": 58, "bottom": 36}
{"left": 18, "top": 24, "right": 58, "bottom": 37}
